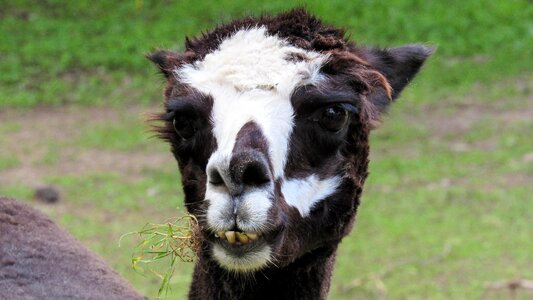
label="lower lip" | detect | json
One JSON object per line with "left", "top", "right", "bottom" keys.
{"left": 215, "top": 238, "right": 266, "bottom": 255}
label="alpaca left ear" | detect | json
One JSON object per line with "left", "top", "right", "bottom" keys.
{"left": 361, "top": 44, "right": 434, "bottom": 112}
{"left": 147, "top": 50, "right": 186, "bottom": 78}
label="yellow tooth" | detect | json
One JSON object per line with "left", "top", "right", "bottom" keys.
{"left": 246, "top": 233, "right": 258, "bottom": 241}
{"left": 217, "top": 231, "right": 226, "bottom": 240}
{"left": 236, "top": 232, "right": 249, "bottom": 244}
{"left": 225, "top": 231, "right": 236, "bottom": 244}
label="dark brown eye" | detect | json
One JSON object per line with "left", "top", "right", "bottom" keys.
{"left": 173, "top": 114, "right": 196, "bottom": 139}
{"left": 319, "top": 105, "right": 349, "bottom": 132}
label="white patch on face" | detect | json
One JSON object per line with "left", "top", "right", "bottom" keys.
{"left": 281, "top": 175, "right": 342, "bottom": 217}
{"left": 212, "top": 244, "right": 272, "bottom": 272}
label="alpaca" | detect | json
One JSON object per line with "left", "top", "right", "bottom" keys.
{"left": 149, "top": 8, "right": 432, "bottom": 300}
{"left": 0, "top": 196, "right": 145, "bottom": 300}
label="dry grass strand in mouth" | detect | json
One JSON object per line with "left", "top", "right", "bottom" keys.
{"left": 121, "top": 213, "right": 201, "bottom": 298}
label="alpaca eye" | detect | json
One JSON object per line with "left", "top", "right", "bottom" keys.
{"left": 173, "top": 115, "right": 196, "bottom": 140}
{"left": 319, "top": 105, "right": 349, "bottom": 132}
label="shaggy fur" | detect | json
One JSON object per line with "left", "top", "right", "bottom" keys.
{"left": 148, "top": 8, "right": 432, "bottom": 300}
{"left": 0, "top": 196, "right": 145, "bottom": 300}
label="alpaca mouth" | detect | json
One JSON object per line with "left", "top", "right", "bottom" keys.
{"left": 209, "top": 228, "right": 280, "bottom": 258}
{"left": 214, "top": 230, "right": 261, "bottom": 245}
{"left": 210, "top": 229, "right": 275, "bottom": 272}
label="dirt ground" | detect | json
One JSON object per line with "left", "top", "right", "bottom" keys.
{"left": 0, "top": 105, "right": 171, "bottom": 187}
{"left": 0, "top": 82, "right": 531, "bottom": 192}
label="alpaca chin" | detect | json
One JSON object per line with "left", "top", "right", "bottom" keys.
{"left": 212, "top": 243, "right": 272, "bottom": 273}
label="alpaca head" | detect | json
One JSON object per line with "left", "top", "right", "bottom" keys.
{"left": 150, "top": 9, "right": 431, "bottom": 273}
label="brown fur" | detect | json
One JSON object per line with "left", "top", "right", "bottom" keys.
{"left": 0, "top": 197, "right": 145, "bottom": 300}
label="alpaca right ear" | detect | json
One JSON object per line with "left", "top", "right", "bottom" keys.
{"left": 147, "top": 50, "right": 182, "bottom": 78}
{"left": 363, "top": 44, "right": 433, "bottom": 99}
{"left": 359, "top": 44, "right": 433, "bottom": 116}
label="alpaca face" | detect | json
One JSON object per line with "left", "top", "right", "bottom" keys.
{"left": 177, "top": 28, "right": 352, "bottom": 271}
{"left": 151, "top": 9, "right": 431, "bottom": 273}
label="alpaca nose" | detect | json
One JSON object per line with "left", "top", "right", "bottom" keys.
{"left": 230, "top": 150, "right": 271, "bottom": 187}
{"left": 208, "top": 150, "right": 271, "bottom": 195}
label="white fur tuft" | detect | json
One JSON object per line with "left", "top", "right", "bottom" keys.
{"left": 281, "top": 175, "right": 342, "bottom": 217}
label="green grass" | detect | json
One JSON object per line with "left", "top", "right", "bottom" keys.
{"left": 75, "top": 118, "right": 153, "bottom": 151}
{"left": 0, "top": 1, "right": 532, "bottom": 299}
{"left": 1, "top": 0, "right": 532, "bottom": 107}
{"left": 0, "top": 184, "right": 33, "bottom": 199}
{"left": 0, "top": 155, "right": 20, "bottom": 171}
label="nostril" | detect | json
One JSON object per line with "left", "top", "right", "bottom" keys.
{"left": 209, "top": 169, "right": 224, "bottom": 186}
{"left": 242, "top": 162, "right": 270, "bottom": 186}
{"left": 226, "top": 150, "right": 272, "bottom": 191}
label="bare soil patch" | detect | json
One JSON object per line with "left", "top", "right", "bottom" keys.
{"left": 0, "top": 105, "right": 171, "bottom": 187}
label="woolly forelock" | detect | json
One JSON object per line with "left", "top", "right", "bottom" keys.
{"left": 151, "top": 8, "right": 392, "bottom": 134}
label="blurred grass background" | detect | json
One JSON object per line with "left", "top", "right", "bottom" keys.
{"left": 1, "top": 1, "right": 532, "bottom": 299}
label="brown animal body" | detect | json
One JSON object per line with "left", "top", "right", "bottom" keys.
{"left": 0, "top": 196, "right": 145, "bottom": 300}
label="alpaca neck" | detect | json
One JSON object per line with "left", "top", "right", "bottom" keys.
{"left": 188, "top": 245, "right": 338, "bottom": 300}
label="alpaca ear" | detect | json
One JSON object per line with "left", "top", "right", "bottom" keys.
{"left": 362, "top": 44, "right": 434, "bottom": 112}
{"left": 147, "top": 50, "right": 182, "bottom": 78}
